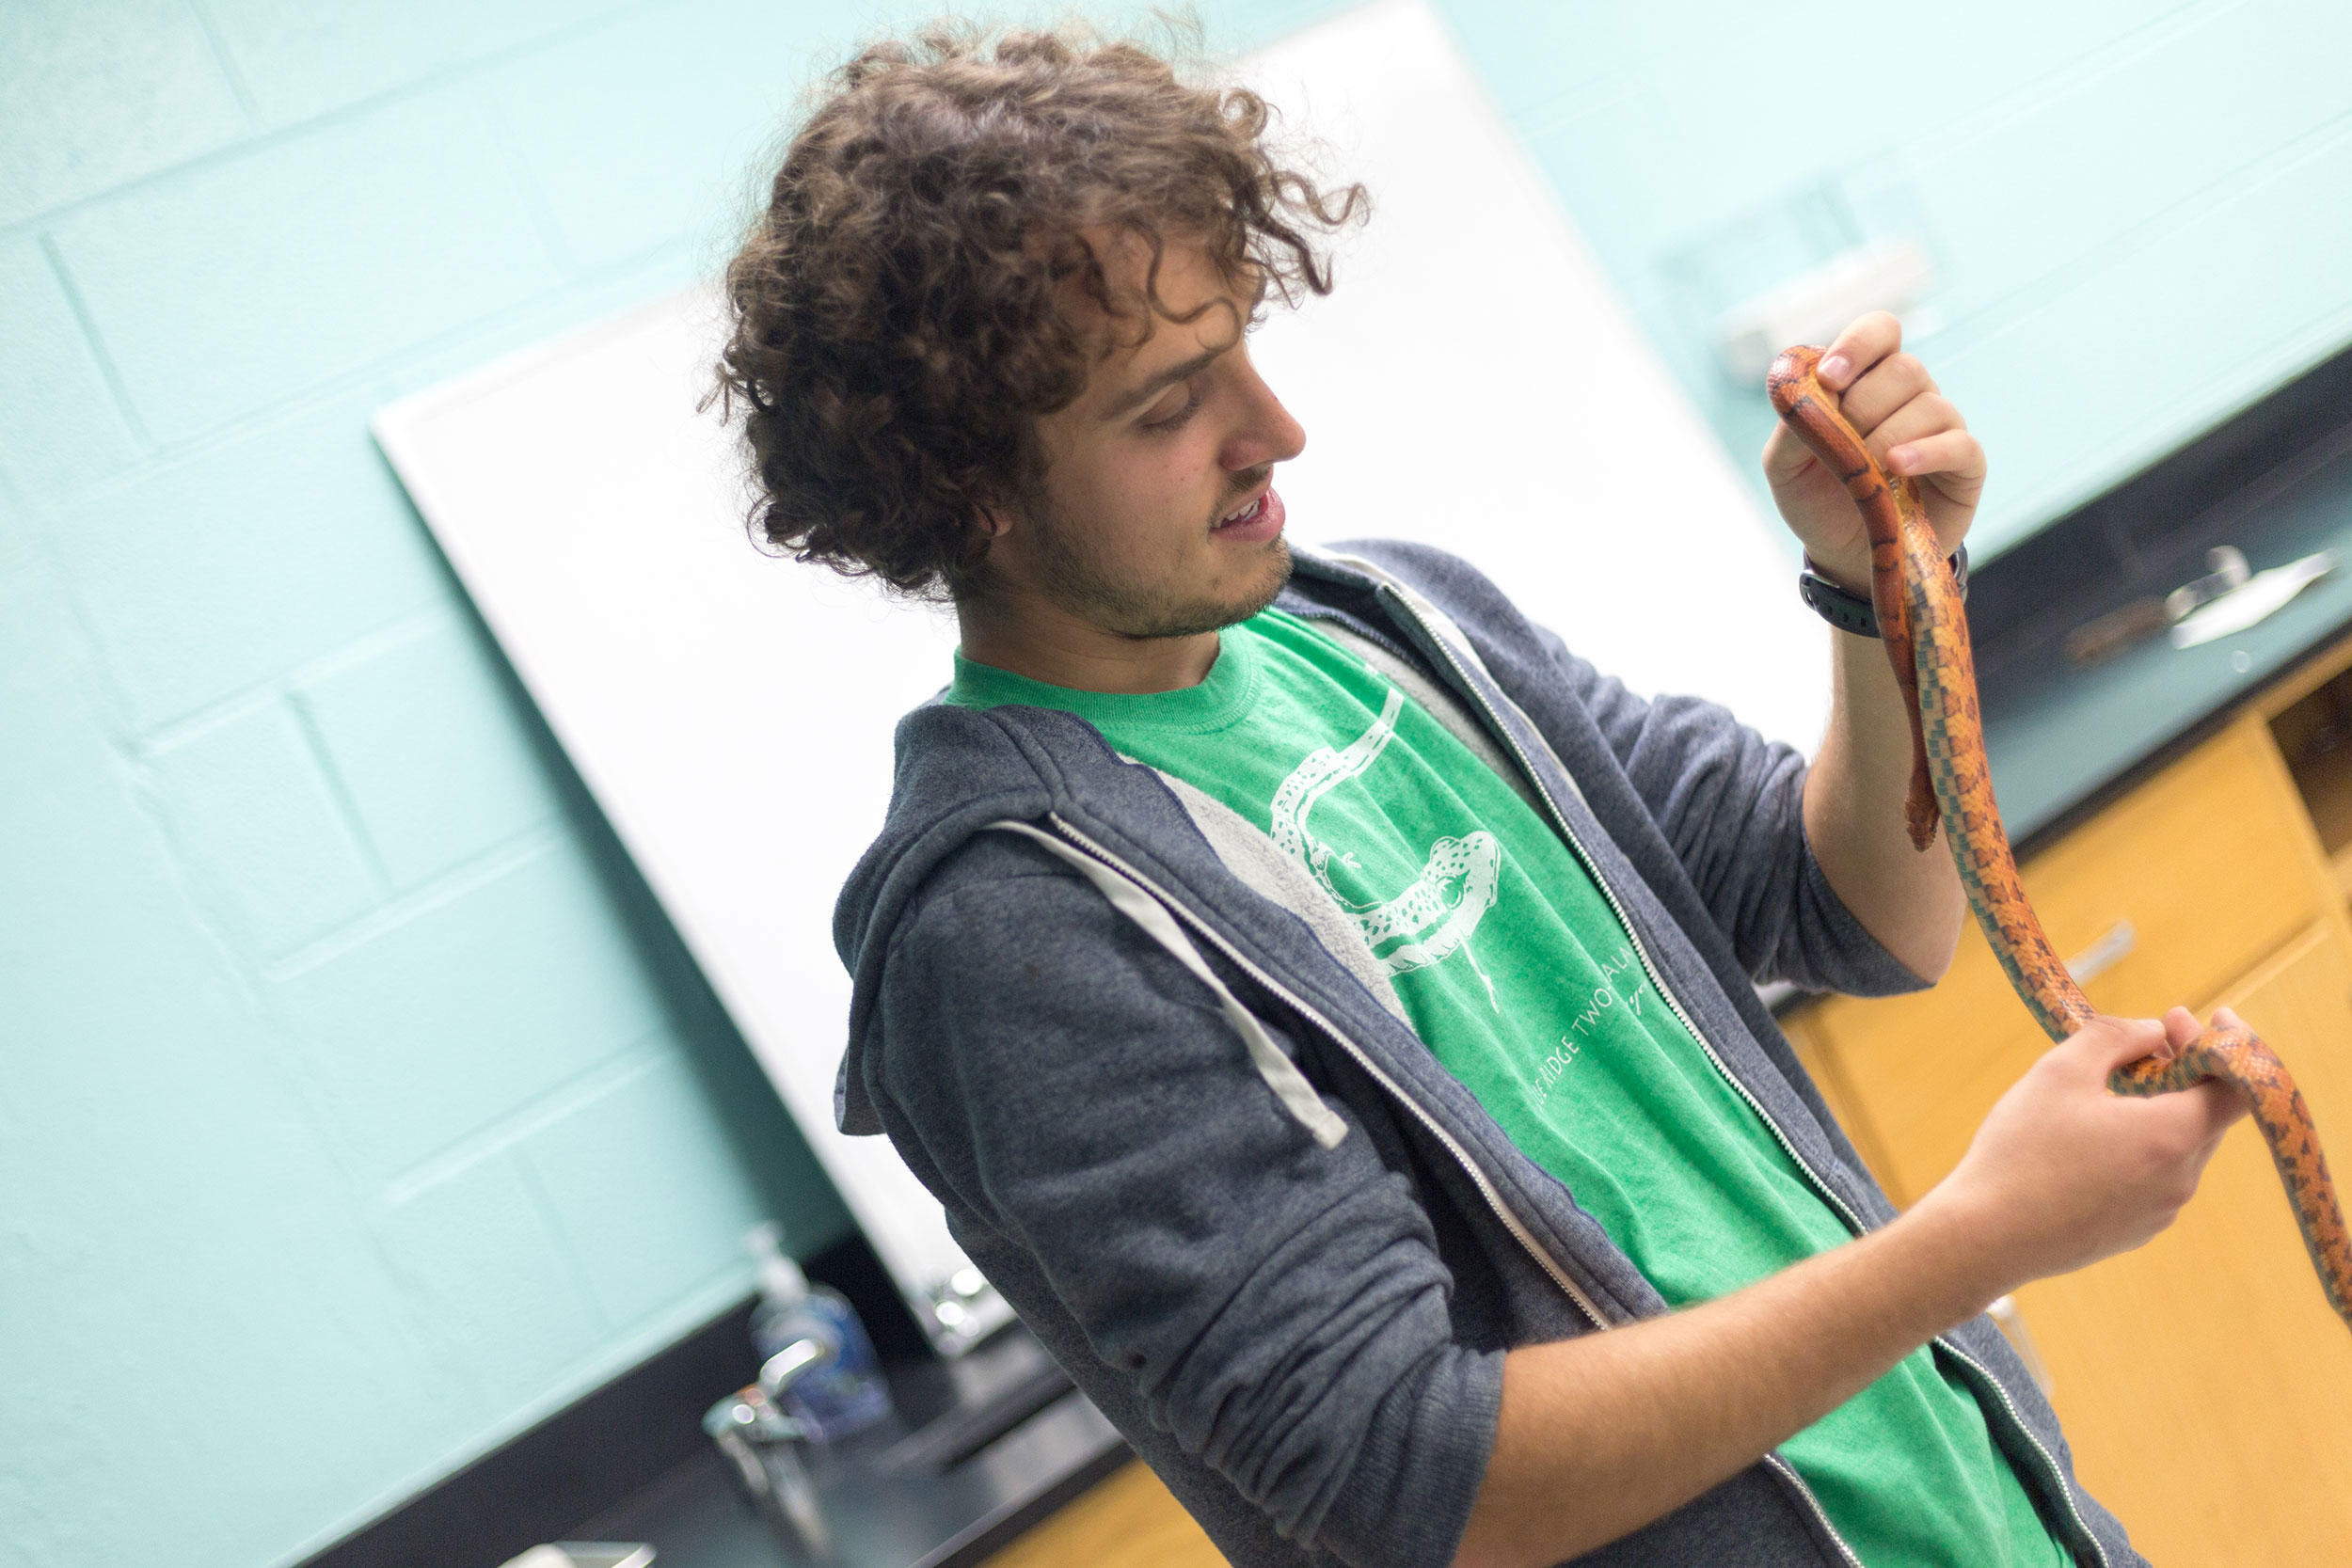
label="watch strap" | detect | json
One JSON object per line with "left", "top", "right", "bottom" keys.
{"left": 1797, "top": 545, "right": 1968, "bottom": 638}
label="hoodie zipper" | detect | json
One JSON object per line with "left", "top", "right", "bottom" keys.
{"left": 1352, "top": 579, "right": 2110, "bottom": 1568}
{"left": 1042, "top": 811, "right": 1883, "bottom": 1565}
{"left": 1036, "top": 813, "right": 1612, "bottom": 1335}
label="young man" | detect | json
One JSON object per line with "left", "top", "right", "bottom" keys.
{"left": 716, "top": 25, "right": 2245, "bottom": 1568}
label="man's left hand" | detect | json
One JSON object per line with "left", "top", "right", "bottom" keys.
{"left": 1760, "top": 310, "right": 1985, "bottom": 594}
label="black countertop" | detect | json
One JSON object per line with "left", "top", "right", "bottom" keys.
{"left": 1972, "top": 346, "right": 2352, "bottom": 850}
{"left": 567, "top": 1328, "right": 1127, "bottom": 1568}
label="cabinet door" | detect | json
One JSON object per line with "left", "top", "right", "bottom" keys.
{"left": 983, "top": 1462, "right": 1228, "bottom": 1568}
{"left": 2010, "top": 921, "right": 2352, "bottom": 1563}
{"left": 1789, "top": 718, "right": 2328, "bottom": 1204}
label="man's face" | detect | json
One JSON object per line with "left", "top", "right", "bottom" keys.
{"left": 997, "top": 237, "right": 1308, "bottom": 640}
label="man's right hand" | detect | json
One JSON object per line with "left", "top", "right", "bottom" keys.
{"left": 1919, "top": 1007, "right": 2251, "bottom": 1294}
{"left": 1454, "top": 1006, "right": 2248, "bottom": 1568}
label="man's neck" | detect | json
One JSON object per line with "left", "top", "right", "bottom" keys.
{"left": 954, "top": 594, "right": 1222, "bottom": 695}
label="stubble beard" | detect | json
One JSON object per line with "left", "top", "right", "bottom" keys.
{"left": 1025, "top": 484, "right": 1293, "bottom": 641}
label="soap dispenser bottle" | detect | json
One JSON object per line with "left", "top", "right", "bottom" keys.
{"left": 745, "top": 1223, "right": 892, "bottom": 1442}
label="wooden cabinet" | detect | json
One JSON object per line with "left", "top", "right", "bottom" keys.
{"left": 2015, "top": 922, "right": 2352, "bottom": 1560}
{"left": 1784, "top": 691, "right": 2352, "bottom": 1563}
{"left": 1785, "top": 717, "right": 2331, "bottom": 1206}
{"left": 982, "top": 1461, "right": 1228, "bottom": 1568}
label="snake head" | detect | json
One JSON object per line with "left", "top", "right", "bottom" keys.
{"left": 1766, "top": 344, "right": 1826, "bottom": 420}
{"left": 1767, "top": 343, "right": 1887, "bottom": 501}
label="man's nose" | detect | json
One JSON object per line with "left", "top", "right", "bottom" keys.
{"left": 1223, "top": 359, "right": 1307, "bottom": 471}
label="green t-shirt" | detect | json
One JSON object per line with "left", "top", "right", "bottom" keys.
{"left": 946, "top": 608, "right": 2069, "bottom": 1567}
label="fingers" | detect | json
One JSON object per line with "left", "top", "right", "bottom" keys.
{"left": 1886, "top": 430, "right": 1985, "bottom": 488}
{"left": 1837, "top": 357, "right": 1934, "bottom": 437}
{"left": 2158, "top": 1005, "right": 2200, "bottom": 1061}
{"left": 2072, "top": 1013, "right": 2172, "bottom": 1074}
{"left": 1816, "top": 311, "right": 1903, "bottom": 392}
{"left": 1811, "top": 315, "right": 1976, "bottom": 490}
{"left": 2183, "top": 1074, "right": 2250, "bottom": 1133}
{"left": 1863, "top": 389, "right": 1958, "bottom": 449}
{"left": 2099, "top": 1009, "right": 2252, "bottom": 1146}
{"left": 1775, "top": 311, "right": 1955, "bottom": 474}
{"left": 2108, "top": 1007, "right": 2249, "bottom": 1165}
{"left": 1771, "top": 310, "right": 1983, "bottom": 560}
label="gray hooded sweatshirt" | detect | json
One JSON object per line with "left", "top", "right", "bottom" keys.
{"left": 832, "top": 541, "right": 2141, "bottom": 1568}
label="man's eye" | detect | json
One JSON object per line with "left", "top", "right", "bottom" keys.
{"left": 1139, "top": 381, "right": 1201, "bottom": 433}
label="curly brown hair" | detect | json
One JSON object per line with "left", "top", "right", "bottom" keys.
{"left": 710, "top": 19, "right": 1365, "bottom": 600}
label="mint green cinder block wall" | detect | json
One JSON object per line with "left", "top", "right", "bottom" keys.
{"left": 1461, "top": 0, "right": 2352, "bottom": 557}
{"left": 6, "top": 4, "right": 2349, "bottom": 1567}
{"left": 0, "top": 5, "right": 1345, "bottom": 1567}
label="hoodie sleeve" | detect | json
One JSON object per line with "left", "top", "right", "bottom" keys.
{"left": 866, "top": 847, "right": 1502, "bottom": 1568}
{"left": 1530, "top": 620, "right": 1926, "bottom": 999}
{"left": 1321, "top": 537, "right": 1924, "bottom": 1001}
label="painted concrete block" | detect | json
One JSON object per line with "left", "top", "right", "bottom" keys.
{"left": 1510, "top": 0, "right": 2257, "bottom": 516}
{"left": 489, "top": 0, "right": 839, "bottom": 272}
{"left": 0, "top": 489, "right": 34, "bottom": 581}
{"left": 1597, "top": 49, "right": 1861, "bottom": 266}
{"left": 1438, "top": 0, "right": 1716, "bottom": 123}
{"left": 0, "top": 0, "right": 246, "bottom": 228}
{"left": 269, "top": 842, "right": 664, "bottom": 1185}
{"left": 1801, "top": 0, "right": 2208, "bottom": 126}
{"left": 486, "top": 0, "right": 1352, "bottom": 276}
{"left": 0, "top": 567, "right": 455, "bottom": 1568}
{"left": 1885, "top": 0, "right": 2352, "bottom": 326}
{"left": 44, "top": 392, "right": 451, "bottom": 734}
{"left": 1939, "top": 120, "right": 2352, "bottom": 539}
{"left": 515, "top": 1048, "right": 770, "bottom": 1332}
{"left": 144, "top": 695, "right": 383, "bottom": 959}
{"left": 1190, "top": 0, "right": 1359, "bottom": 52}
{"left": 0, "top": 242, "right": 143, "bottom": 497}
{"left": 203, "top": 0, "right": 638, "bottom": 125}
{"left": 294, "top": 612, "right": 562, "bottom": 890}
{"left": 1520, "top": 85, "right": 1683, "bottom": 284}
{"left": 0, "top": 567, "right": 239, "bottom": 1067}
{"left": 1503, "top": 0, "right": 2211, "bottom": 281}
{"left": 49, "top": 88, "right": 560, "bottom": 442}
{"left": 375, "top": 1149, "right": 609, "bottom": 1407}
{"left": 1651, "top": 181, "right": 1867, "bottom": 373}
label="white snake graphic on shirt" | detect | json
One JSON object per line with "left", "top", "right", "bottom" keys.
{"left": 1269, "top": 688, "right": 1503, "bottom": 1008}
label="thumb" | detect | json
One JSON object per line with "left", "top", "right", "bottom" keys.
{"left": 1760, "top": 418, "right": 1826, "bottom": 490}
{"left": 2071, "top": 1014, "right": 2170, "bottom": 1075}
{"left": 2157, "top": 1004, "right": 2200, "bottom": 1060}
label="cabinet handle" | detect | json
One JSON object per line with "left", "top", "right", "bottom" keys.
{"left": 2063, "top": 920, "right": 2137, "bottom": 986}
{"left": 1987, "top": 1294, "right": 2054, "bottom": 1397}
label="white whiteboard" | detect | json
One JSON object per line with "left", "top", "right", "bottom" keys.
{"left": 1245, "top": 0, "right": 1820, "bottom": 742}
{"left": 372, "top": 0, "right": 1819, "bottom": 1356}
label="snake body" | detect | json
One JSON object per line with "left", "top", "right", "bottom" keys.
{"left": 1768, "top": 344, "right": 2352, "bottom": 1332}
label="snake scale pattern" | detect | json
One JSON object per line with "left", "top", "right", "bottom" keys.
{"left": 1768, "top": 343, "right": 2352, "bottom": 1333}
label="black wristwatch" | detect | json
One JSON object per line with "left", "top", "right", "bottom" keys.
{"left": 1798, "top": 545, "right": 1968, "bottom": 638}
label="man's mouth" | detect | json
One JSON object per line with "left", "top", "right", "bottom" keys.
{"left": 1215, "top": 490, "right": 1269, "bottom": 530}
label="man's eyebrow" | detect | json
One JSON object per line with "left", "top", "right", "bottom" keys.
{"left": 1102, "top": 343, "right": 1230, "bottom": 419}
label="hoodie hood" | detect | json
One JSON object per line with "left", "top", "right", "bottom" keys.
{"left": 833, "top": 699, "right": 1068, "bottom": 1133}
{"left": 829, "top": 550, "right": 1396, "bottom": 1135}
